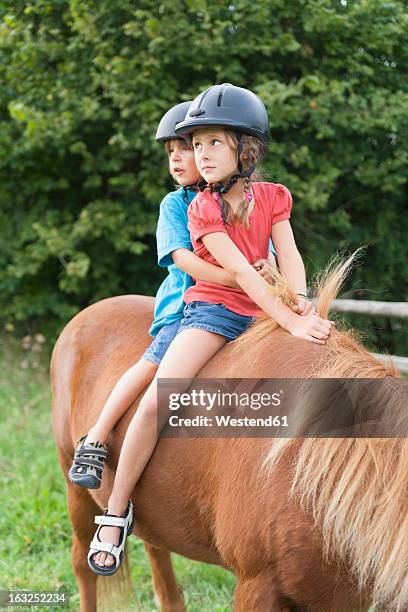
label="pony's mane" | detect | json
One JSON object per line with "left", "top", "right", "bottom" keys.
{"left": 234, "top": 249, "right": 398, "bottom": 379}
{"left": 237, "top": 250, "right": 407, "bottom": 610}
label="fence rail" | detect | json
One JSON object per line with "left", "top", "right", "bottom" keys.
{"left": 329, "top": 299, "right": 408, "bottom": 374}
{"left": 371, "top": 353, "right": 408, "bottom": 373}
{"left": 331, "top": 299, "right": 408, "bottom": 318}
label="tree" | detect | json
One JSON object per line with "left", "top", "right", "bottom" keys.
{"left": 0, "top": 0, "right": 407, "bottom": 350}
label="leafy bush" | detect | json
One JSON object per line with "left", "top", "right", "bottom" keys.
{"left": 0, "top": 1, "right": 407, "bottom": 350}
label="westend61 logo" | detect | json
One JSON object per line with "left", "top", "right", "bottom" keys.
{"left": 168, "top": 389, "right": 282, "bottom": 412}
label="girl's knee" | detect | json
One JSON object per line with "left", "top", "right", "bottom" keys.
{"left": 139, "top": 397, "right": 158, "bottom": 422}
{"left": 142, "top": 358, "right": 158, "bottom": 376}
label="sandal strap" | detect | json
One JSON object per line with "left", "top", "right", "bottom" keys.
{"left": 89, "top": 539, "right": 118, "bottom": 554}
{"left": 75, "top": 445, "right": 107, "bottom": 459}
{"left": 95, "top": 515, "right": 127, "bottom": 527}
{"left": 72, "top": 457, "right": 105, "bottom": 470}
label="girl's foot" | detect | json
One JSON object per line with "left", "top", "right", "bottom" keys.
{"left": 92, "top": 524, "right": 121, "bottom": 568}
{"left": 67, "top": 434, "right": 107, "bottom": 489}
{"left": 88, "top": 502, "right": 134, "bottom": 576}
{"left": 91, "top": 500, "right": 131, "bottom": 568}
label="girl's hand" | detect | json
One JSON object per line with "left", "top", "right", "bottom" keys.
{"left": 286, "top": 312, "right": 334, "bottom": 345}
{"left": 291, "top": 297, "right": 315, "bottom": 316}
{"left": 253, "top": 258, "right": 276, "bottom": 284}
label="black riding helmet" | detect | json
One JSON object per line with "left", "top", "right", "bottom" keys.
{"left": 175, "top": 84, "right": 268, "bottom": 204}
{"left": 175, "top": 83, "right": 269, "bottom": 141}
{"left": 155, "top": 101, "right": 193, "bottom": 143}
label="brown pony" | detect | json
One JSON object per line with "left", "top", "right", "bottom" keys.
{"left": 51, "top": 255, "right": 408, "bottom": 611}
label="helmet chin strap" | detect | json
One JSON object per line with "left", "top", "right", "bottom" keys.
{"left": 173, "top": 182, "right": 199, "bottom": 204}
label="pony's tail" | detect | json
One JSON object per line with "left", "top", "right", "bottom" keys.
{"left": 314, "top": 247, "right": 366, "bottom": 319}
{"left": 97, "top": 550, "right": 133, "bottom": 611}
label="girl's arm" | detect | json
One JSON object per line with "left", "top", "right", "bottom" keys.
{"left": 271, "top": 220, "right": 306, "bottom": 295}
{"left": 272, "top": 220, "right": 315, "bottom": 315}
{"left": 202, "top": 232, "right": 331, "bottom": 343}
{"left": 172, "top": 248, "right": 240, "bottom": 288}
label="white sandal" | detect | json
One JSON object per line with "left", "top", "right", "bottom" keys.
{"left": 87, "top": 501, "right": 134, "bottom": 576}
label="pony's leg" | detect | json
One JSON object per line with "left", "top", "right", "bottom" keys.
{"left": 67, "top": 483, "right": 100, "bottom": 611}
{"left": 233, "top": 575, "right": 294, "bottom": 612}
{"left": 144, "top": 543, "right": 185, "bottom": 612}
{"left": 68, "top": 483, "right": 134, "bottom": 611}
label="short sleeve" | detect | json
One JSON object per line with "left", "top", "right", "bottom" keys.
{"left": 272, "top": 184, "right": 293, "bottom": 224}
{"left": 187, "top": 191, "right": 227, "bottom": 244}
{"left": 156, "top": 192, "right": 192, "bottom": 268}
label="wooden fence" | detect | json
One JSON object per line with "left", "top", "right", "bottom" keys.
{"left": 330, "top": 299, "right": 408, "bottom": 374}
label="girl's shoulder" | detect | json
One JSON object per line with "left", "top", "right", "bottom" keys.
{"left": 253, "top": 182, "right": 293, "bottom": 222}
{"left": 253, "top": 181, "right": 292, "bottom": 200}
{"left": 160, "top": 187, "right": 185, "bottom": 208}
{"left": 190, "top": 188, "right": 220, "bottom": 212}
{"left": 188, "top": 189, "right": 225, "bottom": 230}
{"left": 158, "top": 188, "right": 193, "bottom": 226}
{"left": 160, "top": 187, "right": 196, "bottom": 217}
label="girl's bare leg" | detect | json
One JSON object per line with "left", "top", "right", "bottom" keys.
{"left": 86, "top": 358, "right": 158, "bottom": 444}
{"left": 92, "top": 328, "right": 226, "bottom": 567}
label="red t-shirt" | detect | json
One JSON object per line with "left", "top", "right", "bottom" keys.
{"left": 184, "top": 182, "right": 292, "bottom": 317}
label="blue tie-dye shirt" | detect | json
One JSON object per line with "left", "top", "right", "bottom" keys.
{"left": 149, "top": 188, "right": 195, "bottom": 336}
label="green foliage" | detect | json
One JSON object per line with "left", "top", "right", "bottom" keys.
{"left": 0, "top": 1, "right": 407, "bottom": 351}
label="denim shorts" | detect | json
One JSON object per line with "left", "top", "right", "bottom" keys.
{"left": 177, "top": 301, "right": 255, "bottom": 342}
{"left": 143, "top": 319, "right": 181, "bottom": 365}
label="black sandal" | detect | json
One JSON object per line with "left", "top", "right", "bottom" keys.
{"left": 68, "top": 435, "right": 108, "bottom": 489}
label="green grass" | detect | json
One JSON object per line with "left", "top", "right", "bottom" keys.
{"left": 0, "top": 335, "right": 235, "bottom": 611}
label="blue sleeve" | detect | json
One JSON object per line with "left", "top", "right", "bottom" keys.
{"left": 156, "top": 191, "right": 193, "bottom": 268}
{"left": 268, "top": 238, "right": 276, "bottom": 256}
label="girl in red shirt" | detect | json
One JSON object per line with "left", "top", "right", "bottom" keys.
{"left": 88, "top": 84, "right": 333, "bottom": 575}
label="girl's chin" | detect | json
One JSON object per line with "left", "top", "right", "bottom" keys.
{"left": 203, "top": 171, "right": 229, "bottom": 184}
{"left": 203, "top": 174, "right": 220, "bottom": 183}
